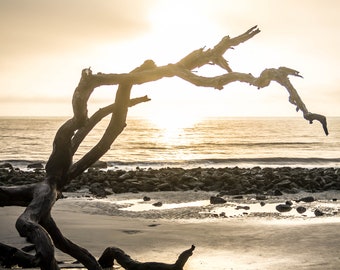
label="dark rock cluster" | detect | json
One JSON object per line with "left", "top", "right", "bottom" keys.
{"left": 0, "top": 164, "right": 45, "bottom": 186}
{"left": 1, "top": 164, "right": 340, "bottom": 199}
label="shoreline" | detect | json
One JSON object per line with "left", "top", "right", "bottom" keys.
{"left": 57, "top": 189, "right": 340, "bottom": 220}
{"left": 1, "top": 164, "right": 339, "bottom": 197}
{"left": 1, "top": 165, "right": 340, "bottom": 269}
{"left": 2, "top": 196, "right": 340, "bottom": 270}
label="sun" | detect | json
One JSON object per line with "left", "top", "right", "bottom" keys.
{"left": 147, "top": 110, "right": 201, "bottom": 130}
{"left": 146, "top": 110, "right": 202, "bottom": 144}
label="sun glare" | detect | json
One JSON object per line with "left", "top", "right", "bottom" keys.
{"left": 148, "top": 111, "right": 201, "bottom": 130}
{"left": 147, "top": 1, "right": 218, "bottom": 50}
{"left": 147, "top": 111, "right": 202, "bottom": 145}
{"left": 148, "top": 2, "right": 202, "bottom": 33}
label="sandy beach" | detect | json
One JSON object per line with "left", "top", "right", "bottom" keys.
{"left": 1, "top": 190, "right": 340, "bottom": 270}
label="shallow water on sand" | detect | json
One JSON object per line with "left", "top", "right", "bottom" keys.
{"left": 2, "top": 190, "right": 340, "bottom": 270}
{"left": 59, "top": 190, "right": 340, "bottom": 220}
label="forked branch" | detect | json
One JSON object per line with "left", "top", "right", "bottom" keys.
{"left": 0, "top": 26, "right": 328, "bottom": 270}
{"left": 73, "top": 26, "right": 327, "bottom": 137}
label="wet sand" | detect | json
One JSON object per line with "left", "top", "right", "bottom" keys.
{"left": 1, "top": 191, "right": 340, "bottom": 269}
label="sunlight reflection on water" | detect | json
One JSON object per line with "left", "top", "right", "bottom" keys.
{"left": 104, "top": 197, "right": 340, "bottom": 219}
{"left": 119, "top": 200, "right": 210, "bottom": 211}
{"left": 1, "top": 117, "right": 339, "bottom": 169}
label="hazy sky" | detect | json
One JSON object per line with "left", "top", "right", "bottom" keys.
{"left": 1, "top": 0, "right": 339, "bottom": 119}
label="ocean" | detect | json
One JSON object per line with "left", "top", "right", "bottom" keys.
{"left": 0, "top": 117, "right": 339, "bottom": 170}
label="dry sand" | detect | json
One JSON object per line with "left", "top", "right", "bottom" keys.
{"left": 1, "top": 191, "right": 340, "bottom": 269}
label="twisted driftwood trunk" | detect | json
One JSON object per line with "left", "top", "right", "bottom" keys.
{"left": 98, "top": 245, "right": 195, "bottom": 270}
{"left": 0, "top": 26, "right": 327, "bottom": 269}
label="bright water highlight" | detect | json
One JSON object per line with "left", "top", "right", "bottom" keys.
{"left": 0, "top": 117, "right": 339, "bottom": 169}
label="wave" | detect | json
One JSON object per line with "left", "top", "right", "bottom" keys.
{"left": 1, "top": 159, "right": 46, "bottom": 164}
{"left": 108, "top": 157, "right": 340, "bottom": 169}
{"left": 194, "top": 142, "right": 319, "bottom": 147}
{"left": 196, "top": 157, "right": 340, "bottom": 165}
{"left": 1, "top": 157, "right": 340, "bottom": 171}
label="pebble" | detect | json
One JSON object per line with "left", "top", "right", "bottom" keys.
{"left": 1, "top": 165, "right": 339, "bottom": 199}
{"left": 296, "top": 206, "right": 307, "bottom": 214}
{"left": 276, "top": 204, "right": 292, "bottom": 213}
{"left": 314, "top": 209, "right": 324, "bottom": 217}
{"left": 152, "top": 202, "right": 163, "bottom": 207}
{"left": 210, "top": 196, "right": 227, "bottom": 205}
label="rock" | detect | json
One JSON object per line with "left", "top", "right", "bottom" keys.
{"left": 285, "top": 187, "right": 300, "bottom": 194}
{"left": 324, "top": 181, "right": 337, "bottom": 190}
{"left": 273, "top": 189, "right": 283, "bottom": 196}
{"left": 147, "top": 223, "right": 161, "bottom": 227}
{"left": 219, "top": 212, "right": 226, "bottom": 217}
{"left": 118, "top": 171, "right": 134, "bottom": 181}
{"left": 296, "top": 206, "right": 307, "bottom": 214}
{"left": 89, "top": 183, "right": 107, "bottom": 198}
{"left": 275, "top": 204, "right": 292, "bottom": 213}
{"left": 27, "top": 162, "right": 44, "bottom": 169}
{"left": 260, "top": 201, "right": 266, "bottom": 207}
{"left": 90, "top": 160, "right": 108, "bottom": 169}
{"left": 104, "top": 188, "right": 113, "bottom": 195}
{"left": 276, "top": 179, "right": 292, "bottom": 189}
{"left": 152, "top": 201, "right": 163, "bottom": 207}
{"left": 2, "top": 167, "right": 338, "bottom": 200}
{"left": 0, "top": 162, "right": 13, "bottom": 170}
{"left": 210, "top": 196, "right": 226, "bottom": 204}
{"left": 285, "top": 200, "right": 293, "bottom": 206}
{"left": 143, "top": 196, "right": 151, "bottom": 201}
{"left": 181, "top": 174, "right": 198, "bottom": 181}
{"left": 157, "top": 182, "right": 172, "bottom": 191}
{"left": 314, "top": 209, "right": 324, "bottom": 217}
{"left": 296, "top": 196, "right": 315, "bottom": 203}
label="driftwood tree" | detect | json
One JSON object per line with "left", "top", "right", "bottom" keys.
{"left": 0, "top": 26, "right": 328, "bottom": 269}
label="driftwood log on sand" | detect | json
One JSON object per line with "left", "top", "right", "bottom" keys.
{"left": 0, "top": 26, "right": 327, "bottom": 269}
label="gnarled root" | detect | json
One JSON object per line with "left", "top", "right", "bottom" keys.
{"left": 0, "top": 242, "right": 39, "bottom": 268}
{"left": 98, "top": 245, "right": 195, "bottom": 270}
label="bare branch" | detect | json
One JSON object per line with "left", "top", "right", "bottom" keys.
{"left": 71, "top": 95, "right": 150, "bottom": 156}
{"left": 213, "top": 25, "right": 260, "bottom": 54}
{"left": 253, "top": 67, "right": 328, "bottom": 135}
{"left": 41, "top": 216, "right": 102, "bottom": 270}
{"left": 0, "top": 184, "right": 35, "bottom": 207}
{"left": 69, "top": 83, "right": 131, "bottom": 178}
{"left": 0, "top": 242, "right": 39, "bottom": 268}
{"left": 69, "top": 62, "right": 154, "bottom": 178}
{"left": 88, "top": 26, "right": 261, "bottom": 86}
{"left": 0, "top": 26, "right": 328, "bottom": 270}
{"left": 177, "top": 25, "right": 260, "bottom": 70}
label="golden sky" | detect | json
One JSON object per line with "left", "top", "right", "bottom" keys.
{"left": 0, "top": 0, "right": 339, "bottom": 118}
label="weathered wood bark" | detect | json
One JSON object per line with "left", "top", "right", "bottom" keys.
{"left": 0, "top": 242, "right": 39, "bottom": 268}
{"left": 0, "top": 26, "right": 328, "bottom": 269}
{"left": 98, "top": 245, "right": 195, "bottom": 270}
